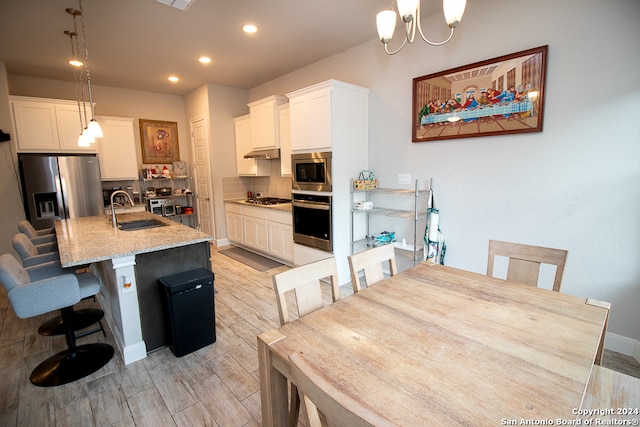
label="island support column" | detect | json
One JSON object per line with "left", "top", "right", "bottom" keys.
{"left": 97, "top": 254, "right": 147, "bottom": 365}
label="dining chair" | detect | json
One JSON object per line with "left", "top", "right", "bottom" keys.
{"left": 272, "top": 257, "right": 340, "bottom": 326}
{"left": 288, "top": 352, "right": 398, "bottom": 427}
{"left": 486, "top": 240, "right": 568, "bottom": 292}
{"left": 0, "top": 254, "right": 114, "bottom": 387}
{"left": 348, "top": 244, "right": 397, "bottom": 293}
{"left": 272, "top": 257, "right": 341, "bottom": 427}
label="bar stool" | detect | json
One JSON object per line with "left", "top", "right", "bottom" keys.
{"left": 18, "top": 220, "right": 56, "bottom": 244}
{"left": 0, "top": 254, "right": 114, "bottom": 387}
{"left": 12, "top": 233, "right": 106, "bottom": 338}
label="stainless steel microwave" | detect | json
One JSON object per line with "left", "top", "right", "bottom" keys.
{"left": 291, "top": 151, "right": 332, "bottom": 192}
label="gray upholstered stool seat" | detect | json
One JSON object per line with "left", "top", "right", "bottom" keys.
{"left": 10, "top": 239, "right": 107, "bottom": 338}
{"left": 0, "top": 254, "right": 113, "bottom": 387}
{"left": 18, "top": 220, "right": 56, "bottom": 245}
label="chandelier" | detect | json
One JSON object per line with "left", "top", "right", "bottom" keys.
{"left": 376, "top": 0, "right": 467, "bottom": 55}
{"left": 65, "top": 0, "right": 103, "bottom": 147}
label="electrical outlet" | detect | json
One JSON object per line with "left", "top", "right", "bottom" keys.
{"left": 397, "top": 174, "right": 411, "bottom": 185}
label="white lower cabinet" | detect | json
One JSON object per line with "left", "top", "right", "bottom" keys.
{"left": 242, "top": 206, "right": 269, "bottom": 253}
{"left": 268, "top": 209, "right": 293, "bottom": 261}
{"left": 224, "top": 203, "right": 293, "bottom": 263}
{"left": 225, "top": 203, "right": 244, "bottom": 244}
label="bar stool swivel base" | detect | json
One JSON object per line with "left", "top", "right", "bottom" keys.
{"left": 30, "top": 307, "right": 114, "bottom": 387}
{"left": 38, "top": 308, "right": 106, "bottom": 338}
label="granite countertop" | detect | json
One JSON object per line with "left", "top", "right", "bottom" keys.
{"left": 225, "top": 198, "right": 292, "bottom": 212}
{"left": 55, "top": 212, "right": 212, "bottom": 267}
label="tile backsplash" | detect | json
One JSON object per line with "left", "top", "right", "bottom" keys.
{"left": 222, "top": 172, "right": 291, "bottom": 200}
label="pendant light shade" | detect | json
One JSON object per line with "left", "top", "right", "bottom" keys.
{"left": 376, "top": 10, "right": 397, "bottom": 43}
{"left": 443, "top": 0, "right": 467, "bottom": 28}
{"left": 87, "top": 119, "right": 103, "bottom": 138}
{"left": 397, "top": 0, "right": 418, "bottom": 22}
{"left": 78, "top": 130, "right": 93, "bottom": 147}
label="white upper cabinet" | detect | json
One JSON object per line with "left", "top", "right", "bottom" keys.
{"left": 287, "top": 80, "right": 369, "bottom": 152}
{"left": 278, "top": 103, "right": 291, "bottom": 176}
{"left": 96, "top": 116, "right": 138, "bottom": 180}
{"left": 288, "top": 86, "right": 331, "bottom": 151}
{"left": 248, "top": 95, "right": 288, "bottom": 150}
{"left": 10, "top": 96, "right": 96, "bottom": 153}
{"left": 234, "top": 115, "right": 270, "bottom": 176}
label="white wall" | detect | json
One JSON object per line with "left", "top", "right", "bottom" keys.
{"left": 185, "top": 83, "right": 248, "bottom": 240}
{"left": 250, "top": 0, "right": 640, "bottom": 347}
{"left": 0, "top": 63, "right": 26, "bottom": 258}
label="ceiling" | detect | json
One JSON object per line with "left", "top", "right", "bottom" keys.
{"left": 0, "top": 0, "right": 444, "bottom": 96}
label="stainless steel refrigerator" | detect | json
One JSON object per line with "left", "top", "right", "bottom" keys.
{"left": 18, "top": 154, "right": 104, "bottom": 229}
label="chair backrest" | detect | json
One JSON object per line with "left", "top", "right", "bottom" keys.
{"left": 18, "top": 220, "right": 41, "bottom": 239}
{"left": 12, "top": 233, "right": 39, "bottom": 259}
{"left": 348, "top": 244, "right": 397, "bottom": 293}
{"left": 0, "top": 254, "right": 31, "bottom": 292}
{"left": 487, "top": 240, "right": 568, "bottom": 292}
{"left": 288, "top": 352, "right": 398, "bottom": 427}
{"left": 0, "top": 253, "right": 80, "bottom": 319}
{"left": 272, "top": 257, "right": 340, "bottom": 326}
{"left": 18, "top": 219, "right": 55, "bottom": 239}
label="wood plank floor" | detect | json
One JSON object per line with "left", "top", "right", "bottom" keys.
{"left": 1, "top": 245, "right": 638, "bottom": 426}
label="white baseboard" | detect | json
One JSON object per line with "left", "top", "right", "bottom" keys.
{"left": 214, "top": 238, "right": 231, "bottom": 247}
{"left": 605, "top": 332, "right": 640, "bottom": 362}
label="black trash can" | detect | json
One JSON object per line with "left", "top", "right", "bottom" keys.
{"left": 159, "top": 268, "right": 216, "bottom": 357}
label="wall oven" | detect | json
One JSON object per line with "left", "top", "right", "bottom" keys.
{"left": 291, "top": 151, "right": 332, "bottom": 193}
{"left": 292, "top": 193, "right": 332, "bottom": 252}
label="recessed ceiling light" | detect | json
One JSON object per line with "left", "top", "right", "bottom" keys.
{"left": 198, "top": 56, "right": 212, "bottom": 64}
{"left": 168, "top": 76, "right": 180, "bottom": 82}
{"left": 242, "top": 24, "right": 257, "bottom": 34}
{"left": 69, "top": 59, "right": 83, "bottom": 67}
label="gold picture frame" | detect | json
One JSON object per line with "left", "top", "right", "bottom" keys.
{"left": 139, "top": 119, "right": 180, "bottom": 163}
{"left": 412, "top": 45, "right": 548, "bottom": 142}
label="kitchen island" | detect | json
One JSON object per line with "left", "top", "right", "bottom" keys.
{"left": 56, "top": 211, "right": 212, "bottom": 364}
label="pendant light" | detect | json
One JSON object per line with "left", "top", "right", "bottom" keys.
{"left": 77, "top": 0, "right": 103, "bottom": 138}
{"left": 66, "top": 0, "right": 102, "bottom": 145}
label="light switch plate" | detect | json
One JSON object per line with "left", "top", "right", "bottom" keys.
{"left": 397, "top": 174, "right": 411, "bottom": 185}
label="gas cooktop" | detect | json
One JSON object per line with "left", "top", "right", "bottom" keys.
{"left": 243, "top": 197, "right": 291, "bottom": 206}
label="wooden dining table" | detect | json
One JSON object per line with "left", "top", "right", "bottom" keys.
{"left": 258, "top": 262, "right": 610, "bottom": 426}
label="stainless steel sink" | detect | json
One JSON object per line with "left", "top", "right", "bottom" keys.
{"left": 118, "top": 219, "right": 168, "bottom": 231}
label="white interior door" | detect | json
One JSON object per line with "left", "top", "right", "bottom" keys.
{"left": 190, "top": 117, "right": 214, "bottom": 235}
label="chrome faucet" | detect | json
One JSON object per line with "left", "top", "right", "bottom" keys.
{"left": 110, "top": 190, "right": 135, "bottom": 228}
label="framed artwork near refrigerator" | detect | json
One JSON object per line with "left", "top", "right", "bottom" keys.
{"left": 412, "top": 45, "right": 548, "bottom": 142}
{"left": 139, "top": 119, "right": 180, "bottom": 163}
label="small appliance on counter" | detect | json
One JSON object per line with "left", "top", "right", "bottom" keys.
{"left": 162, "top": 200, "right": 176, "bottom": 217}
{"left": 149, "top": 199, "right": 165, "bottom": 215}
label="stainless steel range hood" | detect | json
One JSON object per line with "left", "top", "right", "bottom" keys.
{"left": 244, "top": 148, "right": 280, "bottom": 159}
